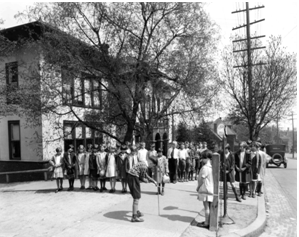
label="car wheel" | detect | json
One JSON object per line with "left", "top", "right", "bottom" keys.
{"left": 284, "top": 163, "right": 287, "bottom": 168}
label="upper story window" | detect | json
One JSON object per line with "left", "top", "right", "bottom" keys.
{"left": 6, "top": 62, "right": 19, "bottom": 104}
{"left": 62, "top": 68, "right": 102, "bottom": 109}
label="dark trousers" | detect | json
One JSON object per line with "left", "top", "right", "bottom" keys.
{"left": 168, "top": 158, "right": 178, "bottom": 182}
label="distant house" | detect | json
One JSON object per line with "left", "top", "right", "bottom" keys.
{"left": 209, "top": 118, "right": 238, "bottom": 152}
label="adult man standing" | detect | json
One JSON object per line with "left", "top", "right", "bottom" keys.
{"left": 221, "top": 144, "right": 242, "bottom": 202}
{"left": 256, "top": 142, "right": 267, "bottom": 196}
{"left": 167, "top": 141, "right": 179, "bottom": 183}
{"left": 137, "top": 142, "right": 148, "bottom": 166}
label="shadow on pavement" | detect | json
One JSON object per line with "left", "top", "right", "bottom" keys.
{"left": 160, "top": 214, "right": 194, "bottom": 223}
{"left": 163, "top": 205, "right": 198, "bottom": 214}
{"left": 103, "top": 210, "right": 131, "bottom": 222}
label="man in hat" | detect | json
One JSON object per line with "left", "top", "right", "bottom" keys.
{"left": 221, "top": 144, "right": 241, "bottom": 202}
{"left": 63, "top": 144, "right": 77, "bottom": 191}
{"left": 167, "top": 141, "right": 179, "bottom": 183}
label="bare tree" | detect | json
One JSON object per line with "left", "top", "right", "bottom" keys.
{"left": 221, "top": 36, "right": 297, "bottom": 140}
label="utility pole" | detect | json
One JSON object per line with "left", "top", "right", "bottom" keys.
{"left": 232, "top": 3, "right": 265, "bottom": 140}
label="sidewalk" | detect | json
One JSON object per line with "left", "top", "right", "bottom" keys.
{"left": 0, "top": 178, "right": 266, "bottom": 237}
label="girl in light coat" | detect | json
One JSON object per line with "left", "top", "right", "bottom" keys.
{"left": 196, "top": 150, "right": 214, "bottom": 229}
{"left": 153, "top": 148, "right": 169, "bottom": 195}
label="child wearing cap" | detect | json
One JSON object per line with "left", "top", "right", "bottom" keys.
{"left": 153, "top": 148, "right": 169, "bottom": 195}
{"left": 49, "top": 147, "right": 64, "bottom": 193}
{"left": 117, "top": 145, "right": 129, "bottom": 193}
{"left": 106, "top": 146, "right": 117, "bottom": 193}
{"left": 77, "top": 145, "right": 87, "bottom": 189}
{"left": 97, "top": 144, "right": 107, "bottom": 192}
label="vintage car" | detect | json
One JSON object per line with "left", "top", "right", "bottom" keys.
{"left": 265, "top": 144, "right": 288, "bottom": 168}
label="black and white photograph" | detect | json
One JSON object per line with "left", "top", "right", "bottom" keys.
{"left": 0, "top": 2, "right": 297, "bottom": 237}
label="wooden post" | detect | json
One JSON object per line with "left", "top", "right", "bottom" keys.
{"left": 209, "top": 153, "right": 220, "bottom": 231}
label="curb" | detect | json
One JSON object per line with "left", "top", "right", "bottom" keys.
{"left": 223, "top": 192, "right": 266, "bottom": 237}
{"left": 180, "top": 190, "right": 267, "bottom": 237}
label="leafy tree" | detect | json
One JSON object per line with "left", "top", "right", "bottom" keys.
{"left": 176, "top": 122, "right": 191, "bottom": 142}
{"left": 193, "top": 122, "right": 215, "bottom": 150}
{"left": 221, "top": 36, "right": 297, "bottom": 140}
{"left": 9, "top": 2, "right": 219, "bottom": 143}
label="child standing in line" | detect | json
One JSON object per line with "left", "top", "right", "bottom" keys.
{"left": 89, "top": 145, "right": 99, "bottom": 191}
{"left": 97, "top": 144, "right": 107, "bottom": 192}
{"left": 106, "top": 146, "right": 117, "bottom": 193}
{"left": 117, "top": 145, "right": 129, "bottom": 193}
{"left": 153, "top": 148, "right": 169, "bottom": 195}
{"left": 77, "top": 145, "right": 87, "bottom": 189}
{"left": 63, "top": 145, "right": 77, "bottom": 191}
{"left": 50, "top": 147, "right": 64, "bottom": 193}
{"left": 85, "top": 144, "right": 93, "bottom": 190}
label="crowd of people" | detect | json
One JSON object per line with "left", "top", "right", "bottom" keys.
{"left": 49, "top": 138, "right": 267, "bottom": 225}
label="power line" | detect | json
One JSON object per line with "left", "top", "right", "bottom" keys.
{"left": 283, "top": 25, "right": 297, "bottom": 38}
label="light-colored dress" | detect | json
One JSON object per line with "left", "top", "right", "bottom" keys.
{"left": 258, "top": 150, "right": 267, "bottom": 181}
{"left": 97, "top": 152, "right": 107, "bottom": 179}
{"left": 106, "top": 152, "right": 117, "bottom": 178}
{"left": 153, "top": 155, "right": 169, "bottom": 183}
{"left": 52, "top": 154, "right": 64, "bottom": 179}
{"left": 77, "top": 153, "right": 86, "bottom": 176}
{"left": 197, "top": 163, "right": 213, "bottom": 202}
{"left": 84, "top": 152, "right": 90, "bottom": 176}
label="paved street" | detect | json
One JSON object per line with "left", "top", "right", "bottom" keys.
{"left": 259, "top": 157, "right": 297, "bottom": 237}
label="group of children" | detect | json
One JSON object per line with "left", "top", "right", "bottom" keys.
{"left": 49, "top": 142, "right": 169, "bottom": 196}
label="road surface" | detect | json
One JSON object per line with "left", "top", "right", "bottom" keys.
{"left": 259, "top": 154, "right": 297, "bottom": 237}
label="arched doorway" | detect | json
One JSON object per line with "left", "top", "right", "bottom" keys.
{"left": 163, "top": 133, "right": 168, "bottom": 156}
{"left": 155, "top": 133, "right": 161, "bottom": 151}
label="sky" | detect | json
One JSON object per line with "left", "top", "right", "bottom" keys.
{"left": 0, "top": 1, "right": 297, "bottom": 130}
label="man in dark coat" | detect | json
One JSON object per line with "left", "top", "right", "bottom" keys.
{"left": 220, "top": 144, "right": 242, "bottom": 202}
{"left": 235, "top": 142, "right": 252, "bottom": 200}
{"left": 63, "top": 145, "right": 77, "bottom": 191}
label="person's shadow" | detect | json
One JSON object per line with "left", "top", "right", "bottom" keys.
{"left": 103, "top": 211, "right": 131, "bottom": 221}
{"left": 160, "top": 214, "right": 194, "bottom": 223}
